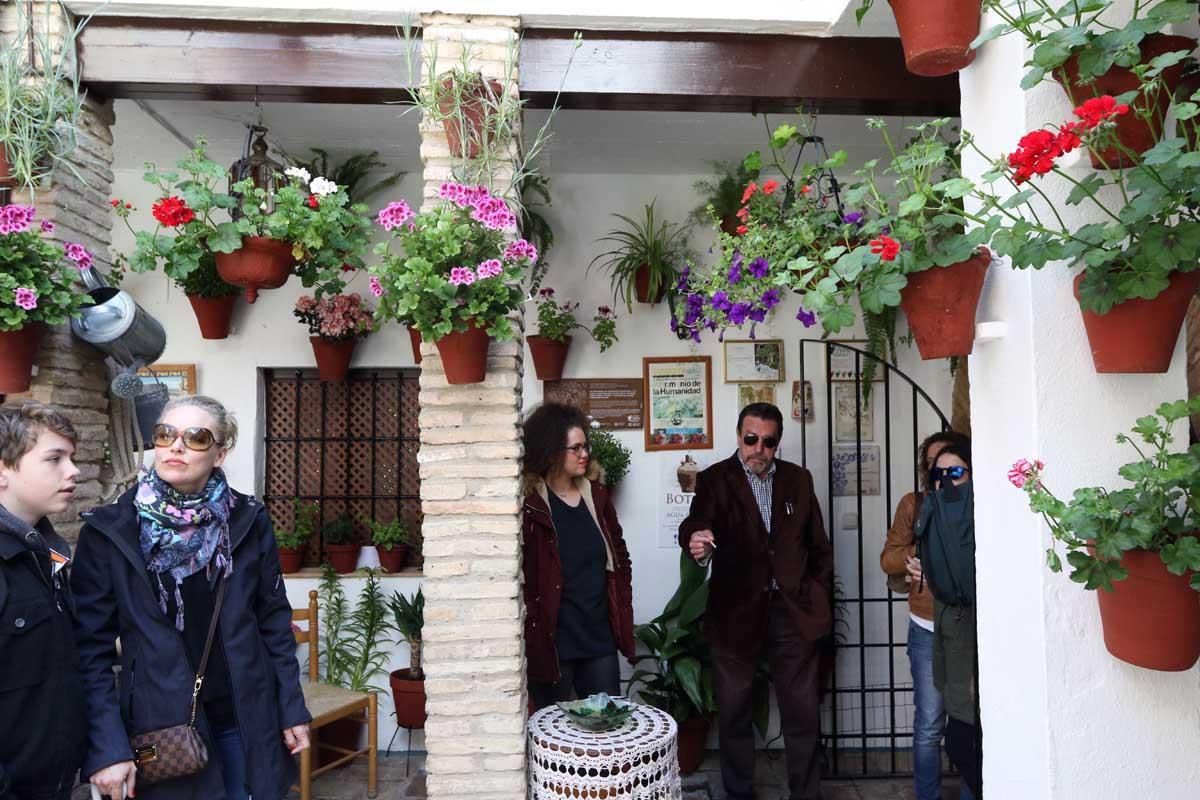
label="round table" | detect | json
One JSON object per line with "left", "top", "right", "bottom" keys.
{"left": 527, "top": 703, "right": 681, "bottom": 799}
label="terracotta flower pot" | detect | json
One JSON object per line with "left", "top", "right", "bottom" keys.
{"left": 676, "top": 714, "right": 711, "bottom": 776}
{"left": 408, "top": 327, "right": 423, "bottom": 364}
{"left": 310, "top": 337, "right": 357, "bottom": 382}
{"left": 1074, "top": 270, "right": 1200, "bottom": 373}
{"left": 1095, "top": 549, "right": 1200, "bottom": 671}
{"left": 1058, "top": 34, "right": 1197, "bottom": 169}
{"left": 186, "top": 294, "right": 237, "bottom": 340}
{"left": 719, "top": 214, "right": 741, "bottom": 237}
{"left": 438, "top": 76, "right": 503, "bottom": 159}
{"left": 0, "top": 323, "right": 44, "bottom": 394}
{"left": 900, "top": 248, "right": 991, "bottom": 360}
{"left": 634, "top": 264, "right": 666, "bottom": 305}
{"left": 0, "top": 141, "right": 13, "bottom": 188}
{"left": 887, "top": 0, "right": 982, "bottom": 77}
{"left": 389, "top": 668, "right": 427, "bottom": 730}
{"left": 376, "top": 544, "right": 410, "bottom": 573}
{"left": 527, "top": 335, "right": 571, "bottom": 381}
{"left": 324, "top": 544, "right": 361, "bottom": 574}
{"left": 214, "top": 236, "right": 296, "bottom": 304}
{"left": 278, "top": 547, "right": 303, "bottom": 574}
{"left": 434, "top": 321, "right": 491, "bottom": 385}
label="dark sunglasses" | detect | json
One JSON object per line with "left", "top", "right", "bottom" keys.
{"left": 152, "top": 424, "right": 222, "bottom": 452}
{"left": 932, "top": 465, "right": 968, "bottom": 481}
{"left": 742, "top": 433, "right": 779, "bottom": 449}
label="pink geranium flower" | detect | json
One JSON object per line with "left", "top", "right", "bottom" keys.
{"left": 1007, "top": 458, "right": 1044, "bottom": 489}
{"left": 449, "top": 266, "right": 476, "bottom": 286}
{"left": 503, "top": 239, "right": 538, "bottom": 264}
{"left": 14, "top": 287, "right": 38, "bottom": 311}
{"left": 369, "top": 276, "right": 383, "bottom": 297}
{"left": 377, "top": 200, "right": 415, "bottom": 231}
{"left": 476, "top": 259, "right": 503, "bottom": 279}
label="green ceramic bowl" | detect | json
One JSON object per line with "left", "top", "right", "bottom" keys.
{"left": 556, "top": 693, "right": 635, "bottom": 732}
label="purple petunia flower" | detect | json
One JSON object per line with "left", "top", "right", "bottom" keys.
{"left": 761, "top": 289, "right": 781, "bottom": 310}
{"left": 710, "top": 291, "right": 732, "bottom": 313}
{"left": 727, "top": 302, "right": 752, "bottom": 326}
{"left": 842, "top": 210, "right": 865, "bottom": 226}
{"left": 748, "top": 257, "right": 769, "bottom": 279}
{"left": 796, "top": 308, "right": 817, "bottom": 328}
{"left": 748, "top": 307, "right": 767, "bottom": 323}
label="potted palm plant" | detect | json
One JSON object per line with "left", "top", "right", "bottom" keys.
{"left": 526, "top": 287, "right": 619, "bottom": 381}
{"left": 1011, "top": 398, "right": 1200, "bottom": 671}
{"left": 322, "top": 511, "right": 361, "bottom": 574}
{"left": 293, "top": 292, "right": 375, "bottom": 382}
{"left": 363, "top": 516, "right": 410, "bottom": 573}
{"left": 388, "top": 588, "right": 427, "bottom": 730}
{"left": 274, "top": 499, "right": 318, "bottom": 574}
{"left": 589, "top": 201, "right": 691, "bottom": 310}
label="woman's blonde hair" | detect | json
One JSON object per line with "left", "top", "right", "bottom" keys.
{"left": 159, "top": 395, "right": 239, "bottom": 449}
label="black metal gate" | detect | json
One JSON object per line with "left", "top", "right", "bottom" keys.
{"left": 795, "top": 339, "right": 951, "bottom": 779}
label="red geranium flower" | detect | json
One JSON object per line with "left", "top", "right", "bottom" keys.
{"left": 1007, "top": 124, "right": 1084, "bottom": 184}
{"left": 741, "top": 182, "right": 758, "bottom": 204}
{"left": 1073, "top": 95, "right": 1130, "bottom": 129}
{"left": 800, "top": 185, "right": 812, "bottom": 195}
{"left": 151, "top": 196, "right": 195, "bottom": 227}
{"left": 869, "top": 235, "right": 901, "bottom": 262}
{"left": 736, "top": 224, "right": 749, "bottom": 235}
{"left": 109, "top": 198, "right": 120, "bottom": 208}
{"left": 762, "top": 179, "right": 779, "bottom": 195}
{"left": 736, "top": 206, "right": 750, "bottom": 221}
{"left": 307, "top": 195, "right": 320, "bottom": 209}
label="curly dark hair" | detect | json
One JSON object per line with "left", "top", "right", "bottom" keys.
{"left": 918, "top": 430, "right": 971, "bottom": 491}
{"left": 522, "top": 402, "right": 590, "bottom": 482}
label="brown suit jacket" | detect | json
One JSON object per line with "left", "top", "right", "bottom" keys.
{"left": 678, "top": 453, "right": 834, "bottom": 653}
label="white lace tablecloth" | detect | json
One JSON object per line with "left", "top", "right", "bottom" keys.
{"left": 528, "top": 703, "right": 681, "bottom": 799}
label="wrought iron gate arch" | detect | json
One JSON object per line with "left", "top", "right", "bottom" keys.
{"left": 795, "top": 339, "right": 951, "bottom": 779}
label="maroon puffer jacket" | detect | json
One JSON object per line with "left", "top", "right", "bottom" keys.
{"left": 521, "top": 478, "right": 635, "bottom": 684}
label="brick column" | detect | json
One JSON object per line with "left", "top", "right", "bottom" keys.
{"left": 416, "top": 14, "right": 528, "bottom": 800}
{"left": 3, "top": 2, "right": 116, "bottom": 542}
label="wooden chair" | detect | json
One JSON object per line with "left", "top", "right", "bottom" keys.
{"left": 292, "top": 589, "right": 378, "bottom": 800}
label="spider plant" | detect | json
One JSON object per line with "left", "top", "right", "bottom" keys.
{"left": 588, "top": 201, "right": 692, "bottom": 312}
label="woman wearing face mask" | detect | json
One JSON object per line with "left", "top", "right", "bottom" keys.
{"left": 72, "top": 396, "right": 310, "bottom": 800}
{"left": 914, "top": 440, "right": 982, "bottom": 799}
{"left": 880, "top": 431, "right": 974, "bottom": 800}
{"left": 520, "top": 403, "right": 635, "bottom": 710}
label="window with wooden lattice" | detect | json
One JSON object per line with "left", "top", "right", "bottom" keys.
{"left": 262, "top": 368, "right": 422, "bottom": 570}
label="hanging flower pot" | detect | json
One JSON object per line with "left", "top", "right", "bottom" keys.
{"left": 634, "top": 264, "right": 666, "bottom": 305}
{"left": 1094, "top": 549, "right": 1200, "bottom": 672}
{"left": 1057, "top": 34, "right": 1197, "bottom": 169}
{"left": 278, "top": 547, "right": 303, "bottom": 574}
{"left": 676, "top": 714, "right": 711, "bottom": 775}
{"left": 186, "top": 294, "right": 237, "bottom": 340}
{"left": 324, "top": 544, "right": 361, "bottom": 574}
{"left": 887, "top": 0, "right": 982, "bottom": 77}
{"left": 900, "top": 248, "right": 991, "bottom": 360}
{"left": 0, "top": 323, "right": 44, "bottom": 394}
{"left": 438, "top": 75, "right": 503, "bottom": 159}
{"left": 309, "top": 337, "right": 357, "bottom": 382}
{"left": 1074, "top": 270, "right": 1200, "bottom": 373}
{"left": 376, "top": 544, "right": 410, "bottom": 573}
{"left": 390, "top": 668, "right": 427, "bottom": 730}
{"left": 0, "top": 142, "right": 13, "bottom": 189}
{"left": 214, "top": 236, "right": 296, "bottom": 304}
{"left": 408, "top": 327, "right": 423, "bottom": 364}
{"left": 434, "top": 321, "right": 491, "bottom": 385}
{"left": 526, "top": 335, "right": 572, "bottom": 381}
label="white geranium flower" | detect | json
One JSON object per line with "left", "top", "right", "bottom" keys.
{"left": 284, "top": 166, "right": 311, "bottom": 184}
{"left": 309, "top": 177, "right": 338, "bottom": 197}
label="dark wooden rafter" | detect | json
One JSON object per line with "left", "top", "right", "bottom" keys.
{"left": 77, "top": 17, "right": 958, "bottom": 115}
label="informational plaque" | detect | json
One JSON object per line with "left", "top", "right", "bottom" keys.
{"left": 544, "top": 378, "right": 645, "bottom": 430}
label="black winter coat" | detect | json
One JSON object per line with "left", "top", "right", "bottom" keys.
{"left": 0, "top": 509, "right": 85, "bottom": 800}
{"left": 71, "top": 487, "right": 310, "bottom": 800}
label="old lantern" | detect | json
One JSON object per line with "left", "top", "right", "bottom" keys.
{"left": 228, "top": 125, "right": 284, "bottom": 216}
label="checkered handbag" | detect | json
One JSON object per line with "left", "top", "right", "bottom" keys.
{"left": 127, "top": 578, "right": 226, "bottom": 786}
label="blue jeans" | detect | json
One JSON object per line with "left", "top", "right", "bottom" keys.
{"left": 212, "top": 726, "right": 249, "bottom": 800}
{"left": 908, "top": 619, "right": 975, "bottom": 800}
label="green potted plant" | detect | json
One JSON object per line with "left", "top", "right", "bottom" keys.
{"left": 526, "top": 287, "right": 619, "bottom": 381}
{"left": 588, "top": 201, "right": 691, "bottom": 310}
{"left": 973, "top": 0, "right": 1195, "bottom": 167}
{"left": 0, "top": 205, "right": 90, "bottom": 393}
{"left": 322, "top": 511, "right": 361, "bottom": 574}
{"left": 690, "top": 159, "right": 761, "bottom": 236}
{"left": 1010, "top": 397, "right": 1200, "bottom": 671}
{"left": 274, "top": 499, "right": 319, "bottom": 574}
{"left": 363, "top": 515, "right": 410, "bottom": 573}
{"left": 293, "top": 293, "right": 375, "bottom": 382}
{"left": 587, "top": 428, "right": 632, "bottom": 491}
{"left": 369, "top": 185, "right": 532, "bottom": 385}
{"left": 855, "top": 0, "right": 982, "bottom": 77}
{"left": 0, "top": 1, "right": 86, "bottom": 193}
{"left": 388, "top": 588, "right": 426, "bottom": 730}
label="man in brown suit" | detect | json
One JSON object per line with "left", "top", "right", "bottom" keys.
{"left": 679, "top": 402, "right": 833, "bottom": 800}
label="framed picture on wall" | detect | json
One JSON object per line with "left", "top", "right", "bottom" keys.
{"left": 834, "top": 383, "right": 873, "bottom": 442}
{"left": 828, "top": 341, "right": 883, "bottom": 383}
{"left": 738, "top": 383, "right": 776, "bottom": 409}
{"left": 643, "top": 356, "right": 713, "bottom": 451}
{"left": 792, "top": 380, "right": 814, "bottom": 422}
{"left": 724, "top": 339, "right": 784, "bottom": 383}
{"left": 137, "top": 363, "right": 196, "bottom": 397}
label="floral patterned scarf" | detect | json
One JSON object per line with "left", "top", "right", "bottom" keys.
{"left": 135, "top": 467, "right": 234, "bottom": 631}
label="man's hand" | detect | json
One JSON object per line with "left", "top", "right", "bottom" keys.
{"left": 905, "top": 555, "right": 923, "bottom": 585}
{"left": 688, "top": 530, "right": 716, "bottom": 562}
{"left": 90, "top": 760, "right": 136, "bottom": 798}
{"left": 283, "top": 724, "right": 311, "bottom": 755}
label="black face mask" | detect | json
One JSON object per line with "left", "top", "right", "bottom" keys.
{"left": 940, "top": 479, "right": 966, "bottom": 501}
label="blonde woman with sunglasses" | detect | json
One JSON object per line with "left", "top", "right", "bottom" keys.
{"left": 72, "top": 396, "right": 311, "bottom": 800}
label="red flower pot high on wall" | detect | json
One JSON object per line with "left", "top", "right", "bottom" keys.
{"left": 527, "top": 335, "right": 571, "bottom": 381}
{"left": 438, "top": 76, "right": 503, "bottom": 159}
{"left": 187, "top": 294, "right": 237, "bottom": 340}
{"left": 309, "top": 337, "right": 358, "bottom": 382}
{"left": 900, "top": 248, "right": 992, "bottom": 360}
{"left": 1095, "top": 549, "right": 1200, "bottom": 671}
{"left": 634, "top": 264, "right": 666, "bottom": 305}
{"left": 887, "top": 0, "right": 982, "bottom": 77}
{"left": 434, "top": 321, "right": 491, "bottom": 385}
{"left": 1074, "top": 270, "right": 1200, "bottom": 373}
{"left": 215, "top": 236, "right": 296, "bottom": 303}
{"left": 0, "top": 323, "right": 44, "bottom": 394}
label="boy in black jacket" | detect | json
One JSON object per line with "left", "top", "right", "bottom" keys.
{"left": 0, "top": 401, "right": 86, "bottom": 800}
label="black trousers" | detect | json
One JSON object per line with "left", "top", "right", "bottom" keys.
{"left": 712, "top": 596, "right": 822, "bottom": 800}
{"left": 946, "top": 716, "right": 983, "bottom": 798}
{"left": 529, "top": 651, "right": 621, "bottom": 710}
